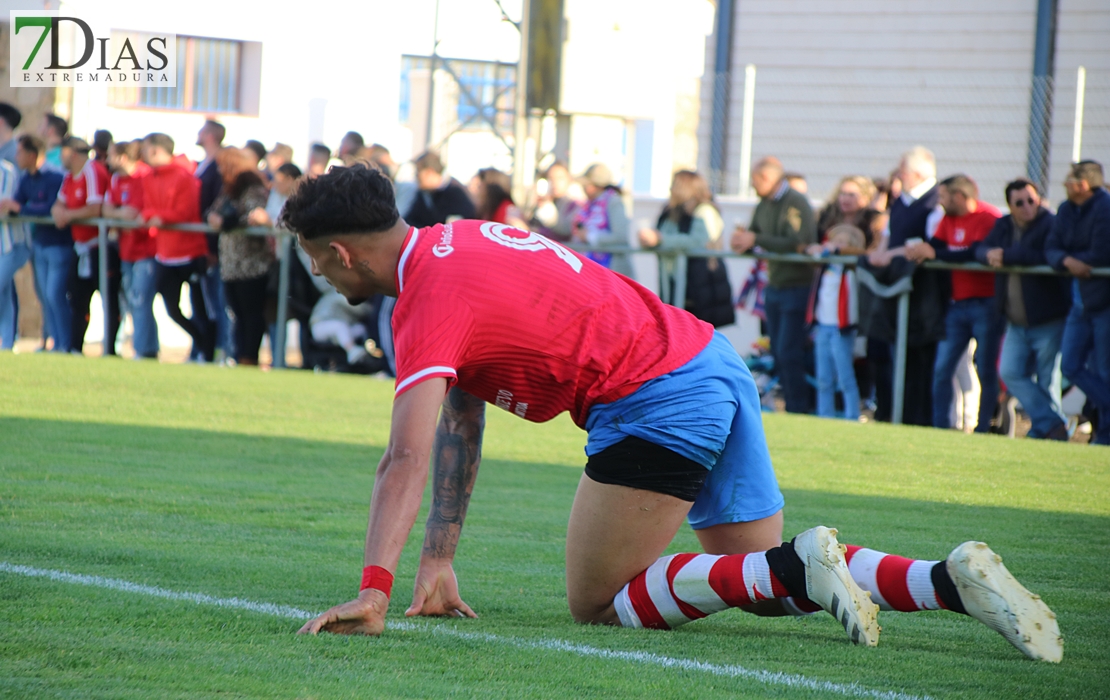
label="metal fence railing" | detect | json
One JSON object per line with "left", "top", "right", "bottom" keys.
{"left": 636, "top": 247, "right": 1110, "bottom": 426}
{"left": 9, "top": 215, "right": 294, "bottom": 368}
{"left": 11, "top": 214, "right": 1108, "bottom": 425}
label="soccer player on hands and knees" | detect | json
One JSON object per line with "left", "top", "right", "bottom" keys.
{"left": 283, "top": 165, "right": 1062, "bottom": 661}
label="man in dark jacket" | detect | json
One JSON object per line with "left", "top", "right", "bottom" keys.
{"left": 862, "top": 146, "right": 948, "bottom": 426}
{"left": 194, "top": 119, "right": 229, "bottom": 359}
{"left": 977, "top": 179, "right": 1070, "bottom": 440}
{"left": 1045, "top": 160, "right": 1110, "bottom": 445}
{"left": 404, "top": 151, "right": 475, "bottom": 228}
{"left": 730, "top": 156, "right": 816, "bottom": 414}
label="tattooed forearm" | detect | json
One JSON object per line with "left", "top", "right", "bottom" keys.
{"left": 423, "top": 388, "right": 485, "bottom": 559}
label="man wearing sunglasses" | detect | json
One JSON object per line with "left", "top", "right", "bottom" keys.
{"left": 978, "top": 179, "right": 1070, "bottom": 440}
{"left": 1046, "top": 161, "right": 1110, "bottom": 445}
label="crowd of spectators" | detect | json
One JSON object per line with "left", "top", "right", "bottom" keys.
{"left": 0, "top": 99, "right": 1105, "bottom": 445}
{"left": 727, "top": 147, "right": 1109, "bottom": 446}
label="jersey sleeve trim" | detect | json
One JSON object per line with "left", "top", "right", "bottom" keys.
{"left": 83, "top": 161, "right": 104, "bottom": 204}
{"left": 394, "top": 365, "right": 457, "bottom": 396}
{"left": 396, "top": 227, "right": 419, "bottom": 293}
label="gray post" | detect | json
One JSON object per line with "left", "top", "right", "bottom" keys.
{"left": 708, "top": 0, "right": 735, "bottom": 193}
{"left": 657, "top": 252, "right": 675, "bottom": 305}
{"left": 98, "top": 220, "right": 110, "bottom": 357}
{"left": 673, "top": 252, "right": 687, "bottom": 311}
{"left": 510, "top": 0, "right": 531, "bottom": 202}
{"left": 424, "top": 0, "right": 441, "bottom": 150}
{"left": 892, "top": 290, "right": 910, "bottom": 425}
{"left": 1026, "top": 0, "right": 1059, "bottom": 192}
{"left": 274, "top": 236, "right": 292, "bottom": 369}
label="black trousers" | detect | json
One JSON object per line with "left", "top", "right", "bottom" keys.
{"left": 869, "top": 338, "right": 893, "bottom": 422}
{"left": 902, "top": 342, "right": 938, "bottom": 427}
{"left": 224, "top": 275, "right": 269, "bottom": 363}
{"left": 69, "top": 244, "right": 121, "bottom": 355}
{"left": 156, "top": 258, "right": 214, "bottom": 361}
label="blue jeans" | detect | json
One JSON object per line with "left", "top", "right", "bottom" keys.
{"left": 764, "top": 285, "right": 811, "bottom": 414}
{"left": 32, "top": 243, "right": 75, "bottom": 352}
{"left": 815, "top": 325, "right": 860, "bottom": 420}
{"left": 122, "top": 258, "right": 160, "bottom": 358}
{"left": 0, "top": 243, "right": 31, "bottom": 348}
{"left": 1060, "top": 304, "right": 1110, "bottom": 445}
{"left": 1000, "top": 320, "right": 1065, "bottom": 438}
{"left": 933, "top": 297, "right": 1004, "bottom": 431}
{"left": 196, "top": 263, "right": 233, "bottom": 359}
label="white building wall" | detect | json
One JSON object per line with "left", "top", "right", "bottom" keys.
{"left": 43, "top": 0, "right": 714, "bottom": 194}
{"left": 58, "top": 0, "right": 407, "bottom": 167}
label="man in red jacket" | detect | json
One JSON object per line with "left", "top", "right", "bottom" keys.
{"left": 906, "top": 174, "right": 1003, "bottom": 431}
{"left": 105, "top": 140, "right": 158, "bottom": 359}
{"left": 139, "top": 132, "right": 214, "bottom": 362}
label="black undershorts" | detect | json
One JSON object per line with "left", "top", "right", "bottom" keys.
{"left": 584, "top": 436, "right": 709, "bottom": 502}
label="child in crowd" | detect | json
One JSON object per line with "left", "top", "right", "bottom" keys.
{"left": 309, "top": 290, "right": 374, "bottom": 366}
{"left": 807, "top": 224, "right": 867, "bottom": 420}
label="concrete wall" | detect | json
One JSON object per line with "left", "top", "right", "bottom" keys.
{"left": 698, "top": 0, "right": 1110, "bottom": 209}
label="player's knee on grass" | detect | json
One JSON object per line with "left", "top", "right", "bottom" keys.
{"left": 568, "top": 597, "right": 620, "bottom": 626}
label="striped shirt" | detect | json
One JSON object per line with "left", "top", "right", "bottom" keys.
{"left": 0, "top": 160, "right": 26, "bottom": 255}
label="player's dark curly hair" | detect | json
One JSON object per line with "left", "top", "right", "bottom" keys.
{"left": 280, "top": 164, "right": 399, "bottom": 240}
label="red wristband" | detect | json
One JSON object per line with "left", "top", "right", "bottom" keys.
{"left": 360, "top": 565, "right": 394, "bottom": 597}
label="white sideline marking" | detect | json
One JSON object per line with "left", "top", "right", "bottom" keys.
{"left": 0, "top": 562, "right": 315, "bottom": 620}
{"left": 1, "top": 561, "right": 930, "bottom": 700}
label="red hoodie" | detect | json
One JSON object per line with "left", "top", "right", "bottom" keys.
{"left": 111, "top": 161, "right": 155, "bottom": 262}
{"left": 173, "top": 153, "right": 197, "bottom": 175}
{"left": 141, "top": 162, "right": 207, "bottom": 263}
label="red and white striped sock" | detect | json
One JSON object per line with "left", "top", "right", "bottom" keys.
{"left": 613, "top": 552, "right": 793, "bottom": 629}
{"left": 843, "top": 545, "right": 947, "bottom": 612}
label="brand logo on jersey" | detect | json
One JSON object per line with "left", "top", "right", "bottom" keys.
{"left": 494, "top": 389, "right": 528, "bottom": 418}
{"left": 479, "top": 222, "right": 582, "bottom": 273}
{"left": 432, "top": 225, "right": 454, "bottom": 257}
{"left": 954, "top": 228, "right": 966, "bottom": 244}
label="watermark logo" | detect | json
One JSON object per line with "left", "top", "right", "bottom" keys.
{"left": 9, "top": 11, "right": 176, "bottom": 88}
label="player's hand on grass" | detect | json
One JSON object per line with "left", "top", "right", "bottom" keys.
{"left": 406, "top": 558, "right": 477, "bottom": 618}
{"left": 297, "top": 588, "right": 389, "bottom": 636}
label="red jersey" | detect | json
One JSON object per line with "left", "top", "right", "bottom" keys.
{"left": 110, "top": 162, "right": 156, "bottom": 262}
{"left": 491, "top": 199, "right": 518, "bottom": 224}
{"left": 391, "top": 220, "right": 714, "bottom": 427}
{"left": 140, "top": 162, "right": 207, "bottom": 263}
{"left": 933, "top": 204, "right": 1001, "bottom": 301}
{"left": 59, "top": 159, "right": 109, "bottom": 244}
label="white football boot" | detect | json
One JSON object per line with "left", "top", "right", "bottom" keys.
{"left": 794, "top": 526, "right": 881, "bottom": 646}
{"left": 947, "top": 541, "right": 1063, "bottom": 662}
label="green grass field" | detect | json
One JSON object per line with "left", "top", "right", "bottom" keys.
{"left": 1, "top": 354, "right": 1108, "bottom": 699}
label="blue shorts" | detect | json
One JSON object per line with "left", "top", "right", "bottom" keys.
{"left": 584, "top": 331, "right": 784, "bottom": 529}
